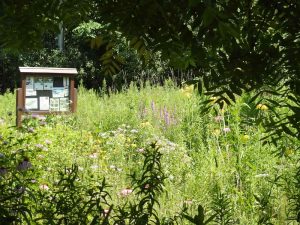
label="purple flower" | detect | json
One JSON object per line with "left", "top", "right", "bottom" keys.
{"left": 0, "top": 167, "right": 7, "bottom": 176}
{"left": 15, "top": 186, "right": 26, "bottom": 194}
{"left": 28, "top": 127, "right": 35, "bottom": 133}
{"left": 151, "top": 100, "right": 156, "bottom": 112}
{"left": 0, "top": 153, "right": 5, "bottom": 158}
{"left": 17, "top": 159, "right": 32, "bottom": 171}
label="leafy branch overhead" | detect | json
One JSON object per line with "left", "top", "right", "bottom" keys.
{"left": 0, "top": 0, "right": 299, "bottom": 138}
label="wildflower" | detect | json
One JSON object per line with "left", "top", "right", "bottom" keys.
{"left": 130, "top": 129, "right": 138, "bottom": 134}
{"left": 284, "top": 148, "right": 294, "bottom": 156}
{"left": 255, "top": 173, "right": 269, "bottom": 178}
{"left": 40, "top": 121, "right": 47, "bottom": 126}
{"left": 214, "top": 115, "right": 223, "bottom": 122}
{"left": 110, "top": 165, "right": 116, "bottom": 169}
{"left": 35, "top": 144, "right": 44, "bottom": 149}
{"left": 241, "top": 134, "right": 250, "bottom": 143}
{"left": 136, "top": 148, "right": 145, "bottom": 153}
{"left": 28, "top": 127, "right": 35, "bottom": 133}
{"left": 38, "top": 116, "right": 46, "bottom": 121}
{"left": 120, "top": 188, "right": 133, "bottom": 197}
{"left": 45, "top": 139, "right": 52, "bottom": 145}
{"left": 151, "top": 100, "right": 156, "bottom": 112}
{"left": 89, "top": 153, "right": 98, "bottom": 159}
{"left": 0, "top": 118, "right": 4, "bottom": 125}
{"left": 39, "top": 184, "right": 49, "bottom": 191}
{"left": 180, "top": 85, "right": 194, "bottom": 98}
{"left": 15, "top": 186, "right": 26, "bottom": 193}
{"left": 90, "top": 165, "right": 99, "bottom": 170}
{"left": 103, "top": 209, "right": 110, "bottom": 217}
{"left": 37, "top": 154, "right": 44, "bottom": 159}
{"left": 17, "top": 159, "right": 32, "bottom": 171}
{"left": 223, "top": 127, "right": 231, "bottom": 133}
{"left": 213, "top": 129, "right": 221, "bottom": 136}
{"left": 31, "top": 179, "right": 36, "bottom": 183}
{"left": 0, "top": 167, "right": 7, "bottom": 176}
{"left": 256, "top": 103, "right": 268, "bottom": 111}
{"left": 184, "top": 199, "right": 193, "bottom": 205}
{"left": 140, "top": 121, "right": 151, "bottom": 128}
{"left": 0, "top": 153, "right": 5, "bottom": 158}
{"left": 130, "top": 143, "right": 137, "bottom": 148}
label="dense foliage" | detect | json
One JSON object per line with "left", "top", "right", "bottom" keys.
{"left": 0, "top": 84, "right": 300, "bottom": 224}
{"left": 0, "top": 0, "right": 299, "bottom": 139}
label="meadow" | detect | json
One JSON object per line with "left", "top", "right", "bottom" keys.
{"left": 0, "top": 82, "right": 299, "bottom": 224}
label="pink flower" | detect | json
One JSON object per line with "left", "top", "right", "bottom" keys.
{"left": 45, "top": 139, "right": 52, "bottom": 145}
{"left": 136, "top": 148, "right": 145, "bottom": 153}
{"left": 120, "top": 188, "right": 133, "bottom": 197}
{"left": 223, "top": 127, "right": 231, "bottom": 133}
{"left": 214, "top": 115, "right": 223, "bottom": 122}
{"left": 184, "top": 199, "right": 193, "bottom": 205}
{"left": 39, "top": 184, "right": 49, "bottom": 191}
{"left": 89, "top": 153, "right": 98, "bottom": 159}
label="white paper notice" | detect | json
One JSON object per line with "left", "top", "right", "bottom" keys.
{"left": 64, "top": 88, "right": 69, "bottom": 97}
{"left": 43, "top": 77, "right": 53, "bottom": 90}
{"left": 26, "top": 89, "right": 37, "bottom": 96}
{"left": 63, "top": 77, "right": 69, "bottom": 87}
{"left": 52, "top": 88, "right": 65, "bottom": 98}
{"left": 50, "top": 98, "right": 59, "bottom": 111}
{"left": 59, "top": 98, "right": 69, "bottom": 111}
{"left": 26, "top": 77, "right": 34, "bottom": 90}
{"left": 39, "top": 97, "right": 50, "bottom": 110}
{"left": 25, "top": 98, "right": 38, "bottom": 110}
{"left": 34, "top": 77, "right": 44, "bottom": 90}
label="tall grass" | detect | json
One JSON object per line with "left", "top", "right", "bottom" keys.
{"left": 0, "top": 82, "right": 299, "bottom": 224}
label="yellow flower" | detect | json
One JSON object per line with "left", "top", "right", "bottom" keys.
{"left": 131, "top": 143, "right": 137, "bottom": 148}
{"left": 213, "top": 129, "right": 221, "bottom": 136}
{"left": 140, "top": 121, "right": 151, "bottom": 127}
{"left": 180, "top": 85, "right": 194, "bottom": 98}
{"left": 256, "top": 104, "right": 268, "bottom": 110}
{"left": 284, "top": 148, "right": 294, "bottom": 156}
{"left": 241, "top": 134, "right": 250, "bottom": 143}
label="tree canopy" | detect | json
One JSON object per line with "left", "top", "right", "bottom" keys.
{"left": 1, "top": 0, "right": 299, "bottom": 140}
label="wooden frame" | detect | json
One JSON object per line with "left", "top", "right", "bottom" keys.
{"left": 17, "top": 67, "right": 77, "bottom": 127}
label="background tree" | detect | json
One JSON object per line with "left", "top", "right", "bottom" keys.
{"left": 0, "top": 0, "right": 299, "bottom": 139}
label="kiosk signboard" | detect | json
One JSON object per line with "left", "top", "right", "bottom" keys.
{"left": 17, "top": 67, "right": 77, "bottom": 126}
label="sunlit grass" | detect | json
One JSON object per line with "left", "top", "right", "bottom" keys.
{"left": 0, "top": 83, "right": 299, "bottom": 224}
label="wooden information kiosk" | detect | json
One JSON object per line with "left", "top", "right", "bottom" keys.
{"left": 16, "top": 67, "right": 77, "bottom": 127}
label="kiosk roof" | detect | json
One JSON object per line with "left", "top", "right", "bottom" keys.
{"left": 19, "top": 67, "right": 77, "bottom": 75}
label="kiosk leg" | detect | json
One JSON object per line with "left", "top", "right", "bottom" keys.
{"left": 16, "top": 88, "right": 23, "bottom": 127}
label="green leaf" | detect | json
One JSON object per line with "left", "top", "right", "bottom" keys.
{"left": 202, "top": 6, "right": 216, "bottom": 27}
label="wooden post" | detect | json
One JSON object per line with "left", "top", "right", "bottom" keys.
{"left": 16, "top": 88, "right": 23, "bottom": 127}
